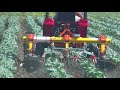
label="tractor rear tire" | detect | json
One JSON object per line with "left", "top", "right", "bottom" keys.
{"left": 34, "top": 42, "right": 47, "bottom": 56}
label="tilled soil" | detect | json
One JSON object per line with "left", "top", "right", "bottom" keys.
{"left": 15, "top": 17, "right": 120, "bottom": 78}
{"left": 97, "top": 61, "right": 120, "bottom": 78}
{"left": 15, "top": 17, "right": 52, "bottom": 78}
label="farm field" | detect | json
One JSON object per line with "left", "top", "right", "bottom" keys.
{"left": 0, "top": 12, "right": 120, "bottom": 78}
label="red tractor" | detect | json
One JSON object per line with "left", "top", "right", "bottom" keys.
{"left": 23, "top": 12, "right": 111, "bottom": 63}
{"left": 35, "top": 12, "right": 89, "bottom": 54}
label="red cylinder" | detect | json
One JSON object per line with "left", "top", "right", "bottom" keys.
{"left": 27, "top": 34, "right": 34, "bottom": 41}
{"left": 43, "top": 18, "right": 54, "bottom": 36}
{"left": 78, "top": 19, "right": 89, "bottom": 37}
{"left": 64, "top": 35, "right": 70, "bottom": 42}
{"left": 99, "top": 35, "right": 106, "bottom": 43}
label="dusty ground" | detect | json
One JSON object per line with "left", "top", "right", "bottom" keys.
{"left": 14, "top": 18, "right": 120, "bottom": 78}
{"left": 14, "top": 17, "right": 49, "bottom": 78}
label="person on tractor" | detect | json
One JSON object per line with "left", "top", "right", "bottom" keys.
{"left": 54, "top": 12, "right": 83, "bottom": 22}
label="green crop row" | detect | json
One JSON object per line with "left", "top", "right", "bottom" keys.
{"left": 70, "top": 50, "right": 106, "bottom": 78}
{"left": 25, "top": 16, "right": 43, "bottom": 36}
{"left": 0, "top": 16, "right": 8, "bottom": 32}
{"left": 0, "top": 16, "right": 20, "bottom": 78}
{"left": 45, "top": 54, "right": 73, "bottom": 78}
{"left": 89, "top": 17, "right": 120, "bottom": 40}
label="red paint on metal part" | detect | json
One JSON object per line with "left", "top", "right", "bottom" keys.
{"left": 44, "top": 18, "right": 54, "bottom": 26}
{"left": 73, "top": 55, "right": 79, "bottom": 61}
{"left": 59, "top": 30, "right": 67, "bottom": 36}
{"left": 91, "top": 54, "right": 96, "bottom": 60}
{"left": 43, "top": 18, "right": 54, "bottom": 36}
{"left": 68, "top": 30, "right": 74, "bottom": 37}
{"left": 27, "top": 34, "right": 34, "bottom": 41}
{"left": 64, "top": 35, "right": 70, "bottom": 42}
{"left": 78, "top": 19, "right": 89, "bottom": 27}
{"left": 78, "top": 19, "right": 89, "bottom": 37}
{"left": 100, "top": 35, "right": 106, "bottom": 43}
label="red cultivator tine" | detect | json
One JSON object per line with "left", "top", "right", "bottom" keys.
{"left": 72, "top": 55, "right": 79, "bottom": 61}
{"left": 59, "top": 30, "right": 66, "bottom": 37}
{"left": 91, "top": 54, "right": 97, "bottom": 64}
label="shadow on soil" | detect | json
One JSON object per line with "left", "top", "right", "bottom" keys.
{"left": 96, "top": 60, "right": 116, "bottom": 72}
{"left": 22, "top": 58, "right": 41, "bottom": 73}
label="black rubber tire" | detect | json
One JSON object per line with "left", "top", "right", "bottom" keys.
{"left": 34, "top": 42, "right": 47, "bottom": 56}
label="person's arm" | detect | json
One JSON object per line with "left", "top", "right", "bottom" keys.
{"left": 75, "top": 12, "right": 83, "bottom": 19}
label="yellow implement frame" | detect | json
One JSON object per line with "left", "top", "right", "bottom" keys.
{"left": 50, "top": 37, "right": 111, "bottom": 43}
{"left": 23, "top": 35, "right": 111, "bottom": 55}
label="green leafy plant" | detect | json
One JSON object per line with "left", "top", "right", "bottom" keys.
{"left": 36, "top": 16, "right": 44, "bottom": 25}
{"left": 80, "top": 60, "right": 106, "bottom": 78}
{"left": 70, "top": 50, "right": 106, "bottom": 78}
{"left": 45, "top": 54, "right": 73, "bottom": 78}
{"left": 0, "top": 16, "right": 20, "bottom": 78}
{"left": 26, "top": 16, "right": 43, "bottom": 36}
{"left": 0, "top": 15, "right": 8, "bottom": 32}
